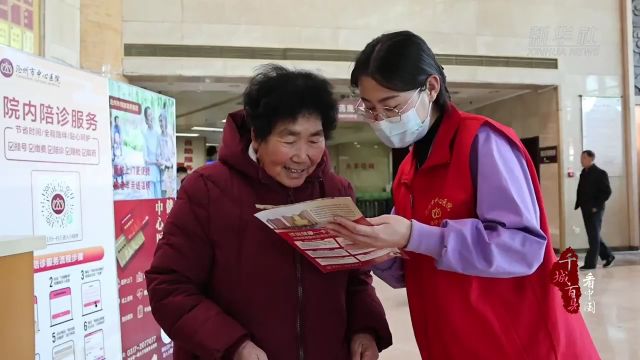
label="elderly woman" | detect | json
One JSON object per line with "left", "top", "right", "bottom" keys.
{"left": 146, "top": 65, "right": 392, "bottom": 360}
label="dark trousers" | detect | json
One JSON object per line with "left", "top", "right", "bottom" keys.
{"left": 581, "top": 207, "right": 612, "bottom": 267}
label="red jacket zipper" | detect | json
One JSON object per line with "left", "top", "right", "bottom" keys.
{"left": 289, "top": 189, "right": 304, "bottom": 360}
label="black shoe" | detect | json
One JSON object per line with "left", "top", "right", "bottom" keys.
{"left": 580, "top": 265, "right": 596, "bottom": 271}
{"left": 603, "top": 255, "right": 615, "bottom": 268}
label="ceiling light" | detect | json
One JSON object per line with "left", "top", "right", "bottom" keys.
{"left": 206, "top": 143, "right": 219, "bottom": 147}
{"left": 191, "top": 127, "right": 224, "bottom": 132}
{"left": 176, "top": 133, "right": 199, "bottom": 137}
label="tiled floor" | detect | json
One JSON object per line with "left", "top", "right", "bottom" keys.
{"left": 376, "top": 252, "right": 640, "bottom": 360}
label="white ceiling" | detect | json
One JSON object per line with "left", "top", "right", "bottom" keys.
{"left": 131, "top": 76, "right": 549, "bottom": 146}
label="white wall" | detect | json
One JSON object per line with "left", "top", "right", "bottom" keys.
{"left": 636, "top": 103, "right": 640, "bottom": 239}
{"left": 329, "top": 142, "right": 390, "bottom": 194}
{"left": 176, "top": 136, "right": 206, "bottom": 171}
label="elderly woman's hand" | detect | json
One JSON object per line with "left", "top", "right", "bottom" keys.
{"left": 351, "top": 333, "right": 379, "bottom": 360}
{"left": 326, "top": 215, "right": 412, "bottom": 249}
{"left": 233, "top": 340, "right": 268, "bottom": 360}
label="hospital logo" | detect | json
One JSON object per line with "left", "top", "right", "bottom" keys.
{"left": 0, "top": 58, "right": 14, "bottom": 78}
{"left": 51, "top": 194, "right": 66, "bottom": 215}
{"left": 40, "top": 182, "right": 75, "bottom": 229}
{"left": 426, "top": 197, "right": 453, "bottom": 226}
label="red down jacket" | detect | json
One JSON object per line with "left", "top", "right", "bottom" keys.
{"left": 146, "top": 110, "right": 392, "bottom": 360}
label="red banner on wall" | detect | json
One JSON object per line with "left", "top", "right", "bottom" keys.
{"left": 109, "top": 96, "right": 142, "bottom": 115}
{"left": 114, "top": 198, "right": 174, "bottom": 360}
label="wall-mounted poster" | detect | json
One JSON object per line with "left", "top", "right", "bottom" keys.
{"left": 109, "top": 81, "right": 177, "bottom": 200}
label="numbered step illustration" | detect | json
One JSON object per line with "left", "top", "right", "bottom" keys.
{"left": 50, "top": 287, "right": 73, "bottom": 327}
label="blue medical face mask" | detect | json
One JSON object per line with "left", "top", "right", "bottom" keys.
{"left": 370, "top": 91, "right": 433, "bottom": 148}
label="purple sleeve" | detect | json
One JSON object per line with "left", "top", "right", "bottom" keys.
{"left": 372, "top": 257, "right": 405, "bottom": 289}
{"left": 405, "top": 125, "right": 547, "bottom": 278}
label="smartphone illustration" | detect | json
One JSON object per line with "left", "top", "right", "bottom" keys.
{"left": 84, "top": 329, "right": 105, "bottom": 360}
{"left": 81, "top": 281, "right": 102, "bottom": 316}
{"left": 52, "top": 340, "right": 75, "bottom": 360}
{"left": 50, "top": 288, "right": 73, "bottom": 326}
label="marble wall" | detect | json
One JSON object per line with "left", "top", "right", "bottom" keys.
{"left": 121, "top": 0, "right": 638, "bottom": 249}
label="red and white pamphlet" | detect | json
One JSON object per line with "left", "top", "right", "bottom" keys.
{"left": 255, "top": 197, "right": 400, "bottom": 273}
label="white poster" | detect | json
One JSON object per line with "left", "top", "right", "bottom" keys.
{"left": 0, "top": 46, "right": 122, "bottom": 359}
{"left": 581, "top": 96, "right": 624, "bottom": 177}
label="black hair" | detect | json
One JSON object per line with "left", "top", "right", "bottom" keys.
{"left": 177, "top": 166, "right": 188, "bottom": 174}
{"left": 206, "top": 145, "right": 217, "bottom": 157}
{"left": 243, "top": 64, "right": 338, "bottom": 141}
{"left": 582, "top": 150, "right": 596, "bottom": 159}
{"left": 350, "top": 30, "right": 450, "bottom": 113}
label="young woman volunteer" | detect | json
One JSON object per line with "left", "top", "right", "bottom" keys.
{"left": 327, "top": 31, "right": 600, "bottom": 359}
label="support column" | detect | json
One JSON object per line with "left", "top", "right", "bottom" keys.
{"left": 79, "top": 0, "right": 126, "bottom": 82}
{"left": 622, "top": 0, "right": 639, "bottom": 248}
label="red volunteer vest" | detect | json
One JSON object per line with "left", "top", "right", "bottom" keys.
{"left": 393, "top": 105, "right": 599, "bottom": 360}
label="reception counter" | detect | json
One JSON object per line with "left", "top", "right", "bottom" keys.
{"left": 0, "top": 236, "right": 45, "bottom": 360}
